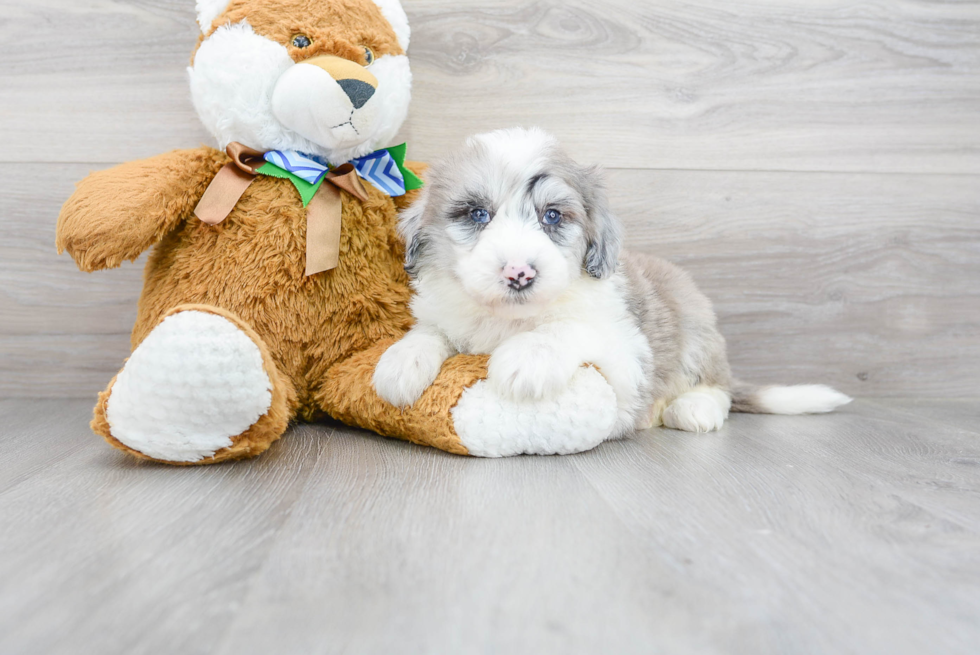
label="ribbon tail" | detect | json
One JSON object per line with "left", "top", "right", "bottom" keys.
{"left": 194, "top": 163, "right": 256, "bottom": 225}
{"left": 305, "top": 182, "right": 343, "bottom": 276}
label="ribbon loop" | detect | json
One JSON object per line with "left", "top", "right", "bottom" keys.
{"left": 326, "top": 164, "right": 370, "bottom": 203}
{"left": 226, "top": 142, "right": 267, "bottom": 175}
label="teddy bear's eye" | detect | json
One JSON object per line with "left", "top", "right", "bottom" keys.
{"left": 292, "top": 34, "right": 312, "bottom": 48}
{"left": 363, "top": 46, "right": 376, "bottom": 65}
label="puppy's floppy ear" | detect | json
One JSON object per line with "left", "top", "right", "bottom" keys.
{"left": 398, "top": 187, "right": 430, "bottom": 278}
{"left": 579, "top": 165, "right": 623, "bottom": 279}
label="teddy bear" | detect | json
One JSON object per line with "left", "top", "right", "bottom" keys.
{"left": 55, "top": 0, "right": 619, "bottom": 464}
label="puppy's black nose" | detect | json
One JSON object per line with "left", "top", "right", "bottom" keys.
{"left": 503, "top": 262, "right": 537, "bottom": 291}
{"left": 337, "top": 78, "right": 375, "bottom": 109}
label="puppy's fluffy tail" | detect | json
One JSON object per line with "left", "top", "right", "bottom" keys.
{"left": 730, "top": 381, "right": 852, "bottom": 415}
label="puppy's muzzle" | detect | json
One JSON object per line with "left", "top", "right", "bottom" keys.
{"left": 503, "top": 262, "right": 536, "bottom": 291}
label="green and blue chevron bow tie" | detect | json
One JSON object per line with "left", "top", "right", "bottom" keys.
{"left": 259, "top": 143, "right": 423, "bottom": 206}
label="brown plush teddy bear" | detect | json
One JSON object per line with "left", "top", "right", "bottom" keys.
{"left": 55, "top": 0, "right": 619, "bottom": 464}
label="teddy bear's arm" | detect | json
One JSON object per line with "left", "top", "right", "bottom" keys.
{"left": 56, "top": 148, "right": 226, "bottom": 272}
{"left": 318, "top": 340, "right": 484, "bottom": 455}
{"left": 393, "top": 161, "right": 428, "bottom": 211}
{"left": 319, "top": 341, "right": 619, "bottom": 458}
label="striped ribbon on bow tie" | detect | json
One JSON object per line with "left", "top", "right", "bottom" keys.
{"left": 351, "top": 149, "right": 408, "bottom": 196}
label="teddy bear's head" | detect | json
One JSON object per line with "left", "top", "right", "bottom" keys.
{"left": 190, "top": 0, "right": 411, "bottom": 164}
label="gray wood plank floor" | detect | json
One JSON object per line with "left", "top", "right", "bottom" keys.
{"left": 1, "top": 399, "right": 978, "bottom": 655}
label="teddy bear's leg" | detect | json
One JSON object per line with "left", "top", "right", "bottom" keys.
{"left": 92, "top": 305, "right": 295, "bottom": 465}
{"left": 449, "top": 368, "right": 620, "bottom": 457}
{"left": 317, "top": 341, "right": 619, "bottom": 457}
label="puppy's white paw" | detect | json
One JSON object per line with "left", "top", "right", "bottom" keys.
{"left": 373, "top": 338, "right": 446, "bottom": 408}
{"left": 662, "top": 390, "right": 728, "bottom": 433}
{"left": 487, "top": 333, "right": 579, "bottom": 401}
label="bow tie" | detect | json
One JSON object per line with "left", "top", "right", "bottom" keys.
{"left": 264, "top": 144, "right": 423, "bottom": 199}
{"left": 194, "top": 142, "right": 422, "bottom": 276}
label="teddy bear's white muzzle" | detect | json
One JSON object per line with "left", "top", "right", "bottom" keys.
{"left": 272, "top": 62, "right": 381, "bottom": 151}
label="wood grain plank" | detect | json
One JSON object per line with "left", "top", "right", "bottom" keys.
{"left": 753, "top": 403, "right": 980, "bottom": 533}
{"left": 0, "top": 405, "right": 323, "bottom": 655}
{"left": 573, "top": 411, "right": 980, "bottom": 655}
{"left": 0, "top": 0, "right": 211, "bottom": 162}
{"left": 405, "top": 0, "right": 980, "bottom": 173}
{"left": 606, "top": 168, "right": 980, "bottom": 397}
{"left": 0, "top": 163, "right": 142, "bottom": 336}
{"left": 209, "top": 427, "right": 774, "bottom": 655}
{"left": 0, "top": 334, "right": 132, "bottom": 399}
{"left": 3, "top": 162, "right": 976, "bottom": 398}
{"left": 0, "top": 399, "right": 95, "bottom": 495}
{"left": 0, "top": 0, "right": 977, "bottom": 172}
{"left": 4, "top": 402, "right": 977, "bottom": 654}
{"left": 861, "top": 398, "right": 980, "bottom": 436}
{"left": 1, "top": 401, "right": 978, "bottom": 653}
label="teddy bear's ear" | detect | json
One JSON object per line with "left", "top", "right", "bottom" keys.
{"left": 372, "top": 0, "right": 411, "bottom": 51}
{"left": 196, "top": 0, "right": 232, "bottom": 34}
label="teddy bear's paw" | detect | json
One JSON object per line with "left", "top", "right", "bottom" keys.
{"left": 104, "top": 310, "right": 273, "bottom": 463}
{"left": 451, "top": 366, "right": 618, "bottom": 457}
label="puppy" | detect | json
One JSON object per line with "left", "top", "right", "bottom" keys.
{"left": 373, "top": 127, "right": 851, "bottom": 437}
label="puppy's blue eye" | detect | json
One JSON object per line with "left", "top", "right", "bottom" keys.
{"left": 469, "top": 208, "right": 491, "bottom": 224}
{"left": 542, "top": 209, "right": 562, "bottom": 225}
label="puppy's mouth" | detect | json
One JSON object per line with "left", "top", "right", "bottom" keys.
{"left": 502, "top": 288, "right": 533, "bottom": 305}
{"left": 491, "top": 277, "right": 541, "bottom": 310}
{"left": 456, "top": 276, "right": 535, "bottom": 312}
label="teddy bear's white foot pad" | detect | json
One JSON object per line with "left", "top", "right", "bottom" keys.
{"left": 105, "top": 310, "right": 273, "bottom": 462}
{"left": 451, "top": 366, "right": 618, "bottom": 457}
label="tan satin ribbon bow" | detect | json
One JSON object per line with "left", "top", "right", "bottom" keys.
{"left": 194, "top": 142, "right": 370, "bottom": 276}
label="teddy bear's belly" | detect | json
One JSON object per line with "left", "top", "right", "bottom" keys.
{"left": 132, "top": 198, "right": 415, "bottom": 412}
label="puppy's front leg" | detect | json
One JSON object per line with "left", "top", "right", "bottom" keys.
{"left": 488, "top": 322, "right": 599, "bottom": 402}
{"left": 373, "top": 325, "right": 456, "bottom": 408}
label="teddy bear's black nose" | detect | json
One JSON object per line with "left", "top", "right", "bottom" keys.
{"left": 337, "top": 79, "right": 376, "bottom": 110}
